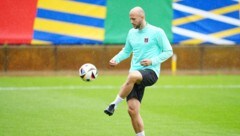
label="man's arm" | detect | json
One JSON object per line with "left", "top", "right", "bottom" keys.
{"left": 110, "top": 33, "right": 133, "bottom": 66}
{"left": 150, "top": 29, "right": 173, "bottom": 66}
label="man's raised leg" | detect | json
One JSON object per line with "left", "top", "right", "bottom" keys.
{"left": 104, "top": 71, "right": 142, "bottom": 116}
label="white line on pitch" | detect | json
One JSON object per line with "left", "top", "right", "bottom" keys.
{"left": 0, "top": 85, "right": 240, "bottom": 91}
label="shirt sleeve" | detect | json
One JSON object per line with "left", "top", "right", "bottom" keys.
{"left": 113, "top": 32, "right": 133, "bottom": 63}
{"left": 150, "top": 29, "right": 173, "bottom": 66}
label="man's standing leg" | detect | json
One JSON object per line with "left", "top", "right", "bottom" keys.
{"left": 128, "top": 98, "right": 145, "bottom": 136}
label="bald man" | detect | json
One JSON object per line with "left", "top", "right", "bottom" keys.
{"left": 104, "top": 7, "right": 173, "bottom": 136}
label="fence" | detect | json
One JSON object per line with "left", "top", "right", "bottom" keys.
{"left": 0, "top": 46, "right": 240, "bottom": 72}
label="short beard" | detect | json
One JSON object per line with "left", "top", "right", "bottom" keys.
{"left": 134, "top": 24, "right": 141, "bottom": 29}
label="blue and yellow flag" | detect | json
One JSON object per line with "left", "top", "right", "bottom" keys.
{"left": 32, "top": 0, "right": 107, "bottom": 45}
{"left": 173, "top": 0, "right": 240, "bottom": 45}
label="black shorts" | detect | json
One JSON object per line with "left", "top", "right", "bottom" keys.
{"left": 127, "top": 69, "right": 158, "bottom": 103}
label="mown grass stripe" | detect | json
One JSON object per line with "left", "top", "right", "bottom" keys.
{"left": 1, "top": 85, "right": 240, "bottom": 91}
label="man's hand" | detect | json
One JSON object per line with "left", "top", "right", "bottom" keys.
{"left": 109, "top": 59, "right": 118, "bottom": 67}
{"left": 140, "top": 59, "right": 152, "bottom": 66}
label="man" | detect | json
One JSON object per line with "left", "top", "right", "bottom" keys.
{"left": 104, "top": 6, "right": 173, "bottom": 136}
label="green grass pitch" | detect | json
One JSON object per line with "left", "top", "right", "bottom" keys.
{"left": 0, "top": 74, "right": 240, "bottom": 136}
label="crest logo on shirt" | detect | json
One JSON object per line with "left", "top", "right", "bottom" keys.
{"left": 144, "top": 38, "right": 148, "bottom": 43}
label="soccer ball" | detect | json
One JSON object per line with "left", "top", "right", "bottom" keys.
{"left": 79, "top": 63, "right": 98, "bottom": 82}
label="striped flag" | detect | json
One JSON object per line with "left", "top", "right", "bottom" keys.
{"left": 32, "top": 0, "right": 107, "bottom": 45}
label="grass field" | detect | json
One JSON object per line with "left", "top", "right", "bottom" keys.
{"left": 0, "top": 74, "right": 240, "bottom": 136}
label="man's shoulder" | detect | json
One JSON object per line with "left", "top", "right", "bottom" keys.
{"left": 148, "top": 24, "right": 164, "bottom": 33}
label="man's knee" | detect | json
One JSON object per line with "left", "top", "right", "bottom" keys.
{"left": 128, "top": 106, "right": 138, "bottom": 117}
{"left": 128, "top": 98, "right": 141, "bottom": 118}
{"left": 127, "top": 71, "right": 142, "bottom": 84}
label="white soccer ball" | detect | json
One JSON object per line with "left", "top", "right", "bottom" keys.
{"left": 79, "top": 63, "right": 98, "bottom": 82}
